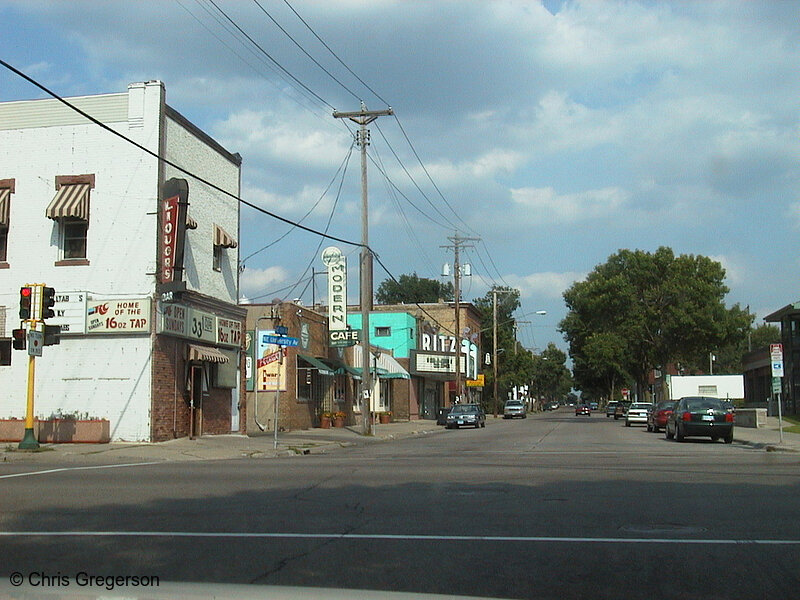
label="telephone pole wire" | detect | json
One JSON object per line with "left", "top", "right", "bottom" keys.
{"left": 333, "top": 102, "right": 393, "bottom": 435}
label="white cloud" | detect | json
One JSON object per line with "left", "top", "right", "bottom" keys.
{"left": 406, "top": 149, "right": 526, "bottom": 186}
{"left": 239, "top": 266, "right": 289, "bottom": 298}
{"left": 509, "top": 186, "right": 628, "bottom": 224}
{"left": 503, "top": 271, "right": 587, "bottom": 300}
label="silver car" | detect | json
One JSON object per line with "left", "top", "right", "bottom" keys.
{"left": 503, "top": 400, "right": 527, "bottom": 419}
{"left": 625, "top": 402, "right": 653, "bottom": 427}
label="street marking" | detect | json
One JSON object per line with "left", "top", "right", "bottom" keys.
{"left": 0, "top": 461, "right": 161, "bottom": 479}
{"left": 0, "top": 531, "right": 798, "bottom": 545}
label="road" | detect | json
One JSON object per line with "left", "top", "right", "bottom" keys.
{"left": 2, "top": 409, "right": 800, "bottom": 599}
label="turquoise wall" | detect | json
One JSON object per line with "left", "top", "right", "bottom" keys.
{"left": 347, "top": 312, "right": 416, "bottom": 358}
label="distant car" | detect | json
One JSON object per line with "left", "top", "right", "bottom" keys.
{"left": 575, "top": 404, "right": 591, "bottom": 416}
{"left": 503, "top": 400, "right": 527, "bottom": 419}
{"left": 545, "top": 401, "right": 560, "bottom": 411}
{"left": 605, "top": 401, "right": 619, "bottom": 418}
{"left": 625, "top": 403, "right": 653, "bottom": 427}
{"left": 589, "top": 402, "right": 599, "bottom": 410}
{"left": 665, "top": 396, "right": 734, "bottom": 443}
{"left": 647, "top": 401, "right": 677, "bottom": 433}
{"left": 614, "top": 402, "right": 630, "bottom": 420}
{"left": 446, "top": 403, "right": 486, "bottom": 429}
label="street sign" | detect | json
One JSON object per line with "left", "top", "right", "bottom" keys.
{"left": 261, "top": 334, "right": 299, "bottom": 347}
{"left": 772, "top": 377, "right": 782, "bottom": 394}
{"left": 772, "top": 360, "right": 784, "bottom": 378}
{"left": 27, "top": 331, "right": 43, "bottom": 357}
{"left": 274, "top": 325, "right": 289, "bottom": 336}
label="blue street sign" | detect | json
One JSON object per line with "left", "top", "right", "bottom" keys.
{"left": 274, "top": 325, "right": 289, "bottom": 336}
{"left": 261, "top": 334, "right": 299, "bottom": 347}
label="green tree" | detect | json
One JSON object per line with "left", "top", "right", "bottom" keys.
{"left": 530, "top": 343, "right": 573, "bottom": 404}
{"left": 375, "top": 273, "right": 453, "bottom": 304}
{"left": 561, "top": 247, "right": 737, "bottom": 399}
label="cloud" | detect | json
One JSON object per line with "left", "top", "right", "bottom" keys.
{"left": 509, "top": 186, "right": 629, "bottom": 224}
{"left": 404, "top": 148, "right": 526, "bottom": 186}
{"left": 239, "top": 266, "right": 289, "bottom": 299}
{"left": 503, "top": 271, "right": 587, "bottom": 300}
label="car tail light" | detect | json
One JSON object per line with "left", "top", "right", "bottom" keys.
{"left": 682, "top": 412, "right": 692, "bottom": 422}
{"left": 725, "top": 412, "right": 734, "bottom": 423}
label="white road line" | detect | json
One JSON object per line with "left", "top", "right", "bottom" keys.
{"left": 0, "top": 461, "right": 161, "bottom": 479}
{"left": 0, "top": 531, "right": 797, "bottom": 545}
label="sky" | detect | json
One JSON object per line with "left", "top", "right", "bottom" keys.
{"left": 2, "top": 0, "right": 799, "bottom": 354}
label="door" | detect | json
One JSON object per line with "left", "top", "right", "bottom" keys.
{"left": 190, "top": 365, "right": 204, "bottom": 438}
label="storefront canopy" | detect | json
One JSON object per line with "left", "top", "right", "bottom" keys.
{"left": 350, "top": 345, "right": 411, "bottom": 380}
{"left": 187, "top": 343, "right": 229, "bottom": 363}
{"left": 298, "top": 354, "right": 335, "bottom": 376}
{"left": 46, "top": 183, "right": 91, "bottom": 221}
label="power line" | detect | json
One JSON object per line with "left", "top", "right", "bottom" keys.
{"left": 282, "top": 0, "right": 391, "bottom": 107}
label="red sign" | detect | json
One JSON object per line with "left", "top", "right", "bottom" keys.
{"left": 161, "top": 194, "right": 179, "bottom": 283}
{"left": 257, "top": 350, "right": 283, "bottom": 369}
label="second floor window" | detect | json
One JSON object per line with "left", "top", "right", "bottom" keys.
{"left": 62, "top": 219, "right": 88, "bottom": 259}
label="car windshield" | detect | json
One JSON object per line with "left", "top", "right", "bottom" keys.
{"left": 656, "top": 402, "right": 676, "bottom": 411}
{"left": 505, "top": 401, "right": 523, "bottom": 407}
{"left": 451, "top": 405, "right": 478, "bottom": 414}
{"left": 630, "top": 403, "right": 651, "bottom": 409}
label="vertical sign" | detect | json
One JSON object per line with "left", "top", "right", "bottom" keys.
{"left": 160, "top": 178, "right": 189, "bottom": 284}
{"left": 322, "top": 246, "right": 347, "bottom": 336}
{"left": 257, "top": 330, "right": 287, "bottom": 391}
{"left": 770, "top": 343, "right": 784, "bottom": 378}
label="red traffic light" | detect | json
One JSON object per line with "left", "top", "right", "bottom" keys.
{"left": 12, "top": 328, "right": 26, "bottom": 350}
{"left": 19, "top": 287, "right": 33, "bottom": 319}
{"left": 20, "top": 287, "right": 32, "bottom": 297}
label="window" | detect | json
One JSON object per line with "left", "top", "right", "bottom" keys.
{"left": 0, "top": 179, "right": 13, "bottom": 265}
{"left": 62, "top": 219, "right": 88, "bottom": 259}
{"left": 47, "top": 175, "right": 93, "bottom": 266}
{"left": 375, "top": 326, "right": 391, "bottom": 337}
{"left": 213, "top": 224, "right": 237, "bottom": 272}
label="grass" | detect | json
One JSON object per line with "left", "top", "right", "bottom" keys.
{"left": 780, "top": 415, "right": 800, "bottom": 434}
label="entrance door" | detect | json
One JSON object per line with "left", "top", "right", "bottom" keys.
{"left": 190, "top": 365, "right": 204, "bottom": 438}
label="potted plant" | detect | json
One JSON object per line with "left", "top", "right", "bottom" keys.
{"left": 319, "top": 412, "right": 333, "bottom": 429}
{"left": 333, "top": 411, "right": 346, "bottom": 427}
{"left": 379, "top": 411, "right": 392, "bottom": 424}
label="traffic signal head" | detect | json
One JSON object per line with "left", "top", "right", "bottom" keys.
{"left": 19, "top": 286, "right": 32, "bottom": 319}
{"left": 12, "top": 328, "right": 26, "bottom": 350}
{"left": 41, "top": 286, "right": 56, "bottom": 320}
{"left": 43, "top": 324, "right": 62, "bottom": 346}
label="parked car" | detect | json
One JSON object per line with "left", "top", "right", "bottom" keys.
{"left": 625, "top": 402, "right": 653, "bottom": 427}
{"left": 503, "top": 400, "right": 527, "bottom": 419}
{"left": 665, "top": 396, "right": 734, "bottom": 443}
{"left": 647, "top": 401, "right": 677, "bottom": 432}
{"left": 436, "top": 407, "right": 452, "bottom": 426}
{"left": 545, "top": 401, "right": 560, "bottom": 411}
{"left": 589, "top": 402, "right": 599, "bottom": 410}
{"left": 605, "top": 401, "right": 619, "bottom": 418}
{"left": 575, "top": 404, "right": 591, "bottom": 416}
{"left": 446, "top": 404, "right": 486, "bottom": 429}
{"left": 614, "top": 401, "right": 630, "bottom": 420}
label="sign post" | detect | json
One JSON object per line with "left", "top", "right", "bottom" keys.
{"left": 770, "top": 343, "right": 784, "bottom": 444}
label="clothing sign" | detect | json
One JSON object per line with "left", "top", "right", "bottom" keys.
{"left": 256, "top": 330, "right": 287, "bottom": 391}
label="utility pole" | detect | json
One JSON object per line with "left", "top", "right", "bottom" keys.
{"left": 333, "top": 103, "right": 392, "bottom": 435}
{"left": 442, "top": 234, "right": 479, "bottom": 405}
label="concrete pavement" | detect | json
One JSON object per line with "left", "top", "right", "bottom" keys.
{"left": 2, "top": 413, "right": 799, "bottom": 465}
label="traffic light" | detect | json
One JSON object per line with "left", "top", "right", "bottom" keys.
{"left": 12, "top": 328, "right": 26, "bottom": 350}
{"left": 41, "top": 286, "right": 56, "bottom": 320}
{"left": 19, "top": 286, "right": 32, "bottom": 319}
{"left": 43, "top": 324, "right": 61, "bottom": 346}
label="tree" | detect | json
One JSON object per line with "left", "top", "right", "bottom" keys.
{"left": 375, "top": 273, "right": 453, "bottom": 304}
{"left": 561, "top": 247, "right": 737, "bottom": 400}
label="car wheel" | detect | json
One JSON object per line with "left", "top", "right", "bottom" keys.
{"left": 666, "top": 424, "right": 674, "bottom": 440}
{"left": 724, "top": 430, "right": 733, "bottom": 444}
{"left": 523, "top": 414, "right": 527, "bottom": 419}
{"left": 625, "top": 420, "right": 631, "bottom": 427}
{"left": 675, "top": 423, "right": 685, "bottom": 442}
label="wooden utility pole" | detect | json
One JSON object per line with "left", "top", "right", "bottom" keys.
{"left": 333, "top": 103, "right": 392, "bottom": 435}
{"left": 442, "top": 234, "right": 479, "bottom": 404}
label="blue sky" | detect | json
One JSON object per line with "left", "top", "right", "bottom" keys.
{"left": 2, "top": 0, "right": 799, "bottom": 353}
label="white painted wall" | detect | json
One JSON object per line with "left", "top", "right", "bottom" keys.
{"left": 669, "top": 375, "right": 744, "bottom": 400}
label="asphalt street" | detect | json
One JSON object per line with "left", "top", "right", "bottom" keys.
{"left": 2, "top": 410, "right": 799, "bottom": 600}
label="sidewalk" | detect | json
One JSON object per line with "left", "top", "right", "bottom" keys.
{"left": 0, "top": 419, "right": 447, "bottom": 465}
{"left": 732, "top": 415, "right": 800, "bottom": 452}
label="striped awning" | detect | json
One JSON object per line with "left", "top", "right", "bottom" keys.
{"left": 186, "top": 214, "right": 198, "bottom": 230}
{"left": 46, "top": 183, "right": 91, "bottom": 221}
{"left": 187, "top": 343, "right": 229, "bottom": 363}
{"left": 214, "top": 224, "right": 237, "bottom": 248}
{"left": 0, "top": 187, "right": 10, "bottom": 228}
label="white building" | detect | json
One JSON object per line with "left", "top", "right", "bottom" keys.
{"left": 0, "top": 81, "right": 245, "bottom": 441}
{"left": 668, "top": 375, "right": 744, "bottom": 402}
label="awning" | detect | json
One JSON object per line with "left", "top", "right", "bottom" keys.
{"left": 187, "top": 343, "right": 229, "bottom": 363}
{"left": 349, "top": 345, "right": 411, "bottom": 380}
{"left": 298, "top": 354, "right": 335, "bottom": 376}
{"left": 186, "top": 214, "right": 198, "bottom": 230}
{"left": 214, "top": 224, "right": 238, "bottom": 248}
{"left": 0, "top": 187, "right": 9, "bottom": 228}
{"left": 340, "top": 366, "right": 389, "bottom": 381}
{"left": 46, "top": 183, "right": 91, "bottom": 221}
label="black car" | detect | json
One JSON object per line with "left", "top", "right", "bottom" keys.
{"left": 665, "top": 396, "right": 734, "bottom": 443}
{"left": 445, "top": 403, "right": 486, "bottom": 429}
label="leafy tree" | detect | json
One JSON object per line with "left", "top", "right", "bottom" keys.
{"left": 529, "top": 343, "right": 573, "bottom": 404}
{"left": 561, "top": 247, "right": 738, "bottom": 400}
{"left": 375, "top": 273, "right": 453, "bottom": 304}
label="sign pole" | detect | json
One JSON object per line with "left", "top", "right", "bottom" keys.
{"left": 18, "top": 353, "right": 39, "bottom": 449}
{"left": 274, "top": 349, "right": 283, "bottom": 450}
